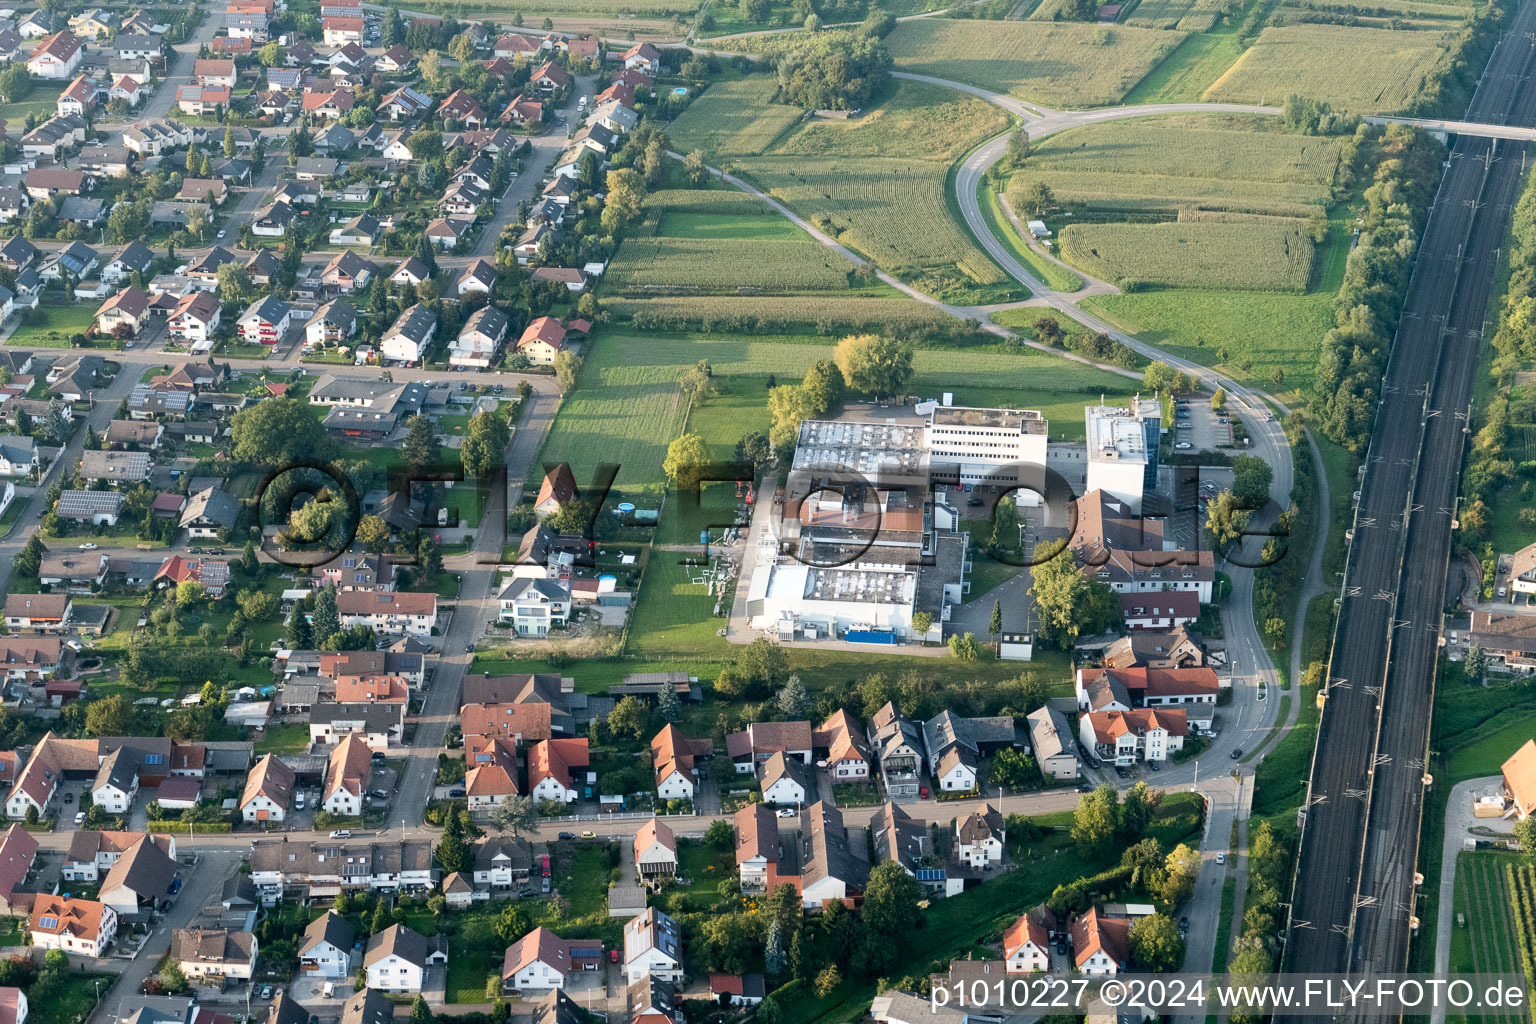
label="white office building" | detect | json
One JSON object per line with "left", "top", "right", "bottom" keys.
{"left": 1085, "top": 399, "right": 1160, "bottom": 514}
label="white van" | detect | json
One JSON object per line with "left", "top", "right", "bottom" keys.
{"left": 295, "top": 792, "right": 306, "bottom": 810}
{"left": 322, "top": 983, "right": 335, "bottom": 999}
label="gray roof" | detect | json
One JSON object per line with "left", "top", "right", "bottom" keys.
{"left": 240, "top": 294, "right": 290, "bottom": 326}
{"left": 308, "top": 299, "right": 356, "bottom": 333}
{"left": 81, "top": 450, "right": 151, "bottom": 482}
{"left": 298, "top": 910, "right": 355, "bottom": 957}
{"left": 799, "top": 801, "right": 868, "bottom": 892}
{"left": 1026, "top": 706, "right": 1075, "bottom": 762}
{"left": 339, "top": 990, "right": 394, "bottom": 1024}
{"left": 309, "top": 375, "right": 427, "bottom": 415}
{"left": 0, "top": 435, "right": 35, "bottom": 464}
{"left": 93, "top": 746, "right": 137, "bottom": 795}
{"left": 180, "top": 486, "right": 238, "bottom": 530}
{"left": 56, "top": 489, "right": 126, "bottom": 518}
{"left": 309, "top": 703, "right": 402, "bottom": 730}
{"left": 363, "top": 923, "right": 431, "bottom": 969}
{"left": 384, "top": 303, "right": 436, "bottom": 345}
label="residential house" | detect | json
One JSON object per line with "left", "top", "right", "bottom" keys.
{"left": 529, "top": 267, "right": 585, "bottom": 292}
{"left": 236, "top": 295, "right": 292, "bottom": 347}
{"left": 1078, "top": 708, "right": 1188, "bottom": 765}
{"left": 55, "top": 490, "right": 124, "bottom": 526}
{"left": 814, "top": 709, "right": 872, "bottom": 781}
{"left": 437, "top": 89, "right": 487, "bottom": 127}
{"left": 457, "top": 259, "right": 496, "bottom": 296}
{"left": 177, "top": 86, "right": 231, "bottom": 116}
{"left": 526, "top": 738, "right": 588, "bottom": 804}
{"left": 1505, "top": 739, "right": 1536, "bottom": 819}
{"left": 496, "top": 577, "right": 570, "bottom": 636}
{"left": 464, "top": 736, "right": 519, "bottom": 811}
{"left": 363, "top": 924, "right": 445, "bottom": 993}
{"left": 530, "top": 61, "right": 569, "bottom": 93}
{"left": 0, "top": 436, "right": 35, "bottom": 477}
{"left": 955, "top": 803, "right": 1005, "bottom": 869}
{"left": 101, "top": 242, "right": 154, "bottom": 286}
{"left": 709, "top": 976, "right": 765, "bottom": 1007}
{"left": 240, "top": 754, "right": 295, "bottom": 822}
{"left": 379, "top": 303, "right": 436, "bottom": 364}
{"left": 472, "top": 837, "right": 532, "bottom": 891}
{"left": 1069, "top": 489, "right": 1214, "bottom": 602}
{"left": 98, "top": 834, "right": 177, "bottom": 915}
{"left": 179, "top": 487, "right": 239, "bottom": 538}
{"left": 28, "top": 32, "right": 83, "bottom": 80}
{"left": 337, "top": 591, "right": 436, "bottom": 635}
{"left": 5, "top": 594, "right": 71, "bottom": 634}
{"left": 533, "top": 464, "right": 577, "bottom": 518}
{"left": 651, "top": 724, "right": 710, "bottom": 803}
{"left": 298, "top": 911, "right": 355, "bottom": 978}
{"left": 390, "top": 257, "right": 430, "bottom": 288}
{"left": 500, "top": 94, "right": 543, "bottom": 126}
{"left": 90, "top": 748, "right": 138, "bottom": 813}
{"left": 798, "top": 801, "right": 868, "bottom": 909}
{"left": 621, "top": 908, "right": 681, "bottom": 985}
{"left": 171, "top": 928, "right": 257, "bottom": 981}
{"left": 633, "top": 818, "right": 677, "bottom": 881}
{"left": 194, "top": 59, "right": 237, "bottom": 88}
{"left": 1025, "top": 706, "right": 1078, "bottom": 780}
{"left": 622, "top": 42, "right": 661, "bottom": 73}
{"left": 922, "top": 710, "right": 1019, "bottom": 793}
{"left": 37, "top": 554, "right": 106, "bottom": 592}
{"left": 758, "top": 750, "right": 813, "bottom": 807}
{"left": 320, "top": 250, "right": 375, "bottom": 293}
{"left": 167, "top": 291, "right": 221, "bottom": 349}
{"left": 250, "top": 839, "right": 435, "bottom": 897}
{"left": 450, "top": 306, "right": 508, "bottom": 369}
{"left": 329, "top": 214, "right": 379, "bottom": 248}
{"left": 79, "top": 450, "right": 151, "bottom": 487}
{"left": 1002, "top": 906, "right": 1054, "bottom": 973}
{"left": 726, "top": 721, "right": 813, "bottom": 774}
{"left": 28, "top": 896, "right": 116, "bottom": 957}
{"left": 515, "top": 316, "right": 565, "bottom": 366}
{"left": 56, "top": 74, "right": 98, "bottom": 117}
{"left": 321, "top": 734, "right": 371, "bottom": 817}
{"left": 734, "top": 803, "right": 780, "bottom": 893}
{"left": 1072, "top": 907, "right": 1130, "bottom": 975}
{"left": 423, "top": 217, "right": 469, "bottom": 249}
{"left": 309, "top": 703, "right": 405, "bottom": 749}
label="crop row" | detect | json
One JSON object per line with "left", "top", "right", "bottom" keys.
{"left": 1058, "top": 217, "right": 1316, "bottom": 292}
{"left": 1203, "top": 23, "right": 1454, "bottom": 112}
{"left": 666, "top": 77, "right": 804, "bottom": 157}
{"left": 881, "top": 19, "right": 1186, "bottom": 107}
{"left": 1123, "top": 0, "right": 1227, "bottom": 31}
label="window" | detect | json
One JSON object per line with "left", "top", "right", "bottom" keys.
{"left": 38, "top": 916, "right": 57, "bottom": 929}
{"left": 145, "top": 754, "right": 164, "bottom": 765}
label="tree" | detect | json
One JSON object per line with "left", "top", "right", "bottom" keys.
{"left": 706, "top": 819, "right": 735, "bottom": 850}
{"left": 1029, "top": 553, "right": 1117, "bottom": 648}
{"left": 607, "top": 696, "right": 651, "bottom": 741}
{"left": 1230, "top": 454, "right": 1273, "bottom": 507}
{"left": 1515, "top": 815, "right": 1536, "bottom": 856}
{"left": 159, "top": 961, "right": 190, "bottom": 995}
{"left": 1129, "top": 913, "right": 1185, "bottom": 972}
{"left": 0, "top": 67, "right": 29, "bottom": 104}
{"left": 402, "top": 415, "right": 439, "bottom": 471}
{"left": 663, "top": 432, "right": 710, "bottom": 490}
{"left": 356, "top": 515, "right": 391, "bottom": 553}
{"left": 699, "top": 913, "right": 760, "bottom": 975}
{"left": 553, "top": 351, "right": 582, "bottom": 393}
{"left": 911, "top": 611, "right": 933, "bottom": 636}
{"left": 285, "top": 601, "right": 312, "bottom": 649}
{"left": 648, "top": 683, "right": 681, "bottom": 728}
{"left": 1006, "top": 129, "right": 1030, "bottom": 165}
{"left": 223, "top": 126, "right": 238, "bottom": 158}
{"left": 683, "top": 148, "right": 708, "bottom": 185}
{"left": 85, "top": 695, "right": 135, "bottom": 737}
{"left": 495, "top": 902, "right": 528, "bottom": 945}
{"left": 1071, "top": 784, "right": 1120, "bottom": 858}
{"left": 42, "top": 401, "right": 71, "bottom": 446}
{"left": 231, "top": 397, "right": 329, "bottom": 465}
{"left": 258, "top": 40, "right": 285, "bottom": 66}
{"left": 774, "top": 31, "right": 891, "bottom": 110}
{"left": 990, "top": 495, "right": 1021, "bottom": 552}
{"left": 1143, "top": 360, "right": 1181, "bottom": 394}
{"left": 437, "top": 808, "right": 470, "bottom": 874}
{"left": 310, "top": 586, "right": 340, "bottom": 649}
{"left": 1466, "top": 642, "right": 1487, "bottom": 680}
{"left": 14, "top": 535, "right": 44, "bottom": 583}
{"left": 948, "top": 632, "right": 981, "bottom": 660}
{"left": 602, "top": 168, "right": 647, "bottom": 233}
{"left": 814, "top": 964, "right": 841, "bottom": 998}
{"left": 679, "top": 359, "right": 713, "bottom": 404}
{"left": 488, "top": 795, "right": 536, "bottom": 838}
{"left": 461, "top": 410, "right": 511, "bottom": 478}
{"left": 107, "top": 198, "right": 150, "bottom": 244}
{"left": 861, "top": 860, "right": 921, "bottom": 961}
{"left": 408, "top": 996, "right": 432, "bottom": 1024}
{"left": 1211, "top": 387, "right": 1227, "bottom": 411}
{"left": 1205, "top": 490, "right": 1248, "bottom": 548}
{"left": 1161, "top": 843, "right": 1201, "bottom": 905}
{"left": 1120, "top": 781, "right": 1159, "bottom": 838}
{"left": 1020, "top": 181, "right": 1053, "bottom": 217}
{"left": 238, "top": 589, "right": 281, "bottom": 622}
{"left": 776, "top": 675, "right": 809, "bottom": 719}
{"left": 739, "top": 637, "right": 789, "bottom": 694}
{"left": 833, "top": 334, "right": 913, "bottom": 398}
{"left": 176, "top": 579, "right": 205, "bottom": 606}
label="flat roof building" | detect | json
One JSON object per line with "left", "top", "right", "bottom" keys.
{"left": 1085, "top": 399, "right": 1160, "bottom": 513}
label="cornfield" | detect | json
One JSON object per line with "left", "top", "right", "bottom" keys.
{"left": 881, "top": 19, "right": 1186, "bottom": 107}
{"left": 605, "top": 294, "right": 954, "bottom": 334}
{"left": 1122, "top": 0, "right": 1227, "bottom": 31}
{"left": 1058, "top": 216, "right": 1316, "bottom": 291}
{"left": 1203, "top": 23, "right": 1454, "bottom": 112}
{"left": 666, "top": 78, "right": 804, "bottom": 157}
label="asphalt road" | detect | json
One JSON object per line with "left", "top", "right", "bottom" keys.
{"left": 1282, "top": 1, "right": 1536, "bottom": 996}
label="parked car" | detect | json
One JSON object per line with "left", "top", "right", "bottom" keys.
{"left": 557, "top": 831, "right": 576, "bottom": 840}
{"left": 259, "top": 987, "right": 273, "bottom": 1001}
{"left": 776, "top": 808, "right": 795, "bottom": 818}
{"left": 329, "top": 830, "right": 352, "bottom": 838}
{"left": 448, "top": 787, "right": 466, "bottom": 798}
{"left": 1175, "top": 442, "right": 1193, "bottom": 450}
{"left": 167, "top": 877, "right": 182, "bottom": 895}
{"left": 580, "top": 830, "right": 595, "bottom": 839}
{"left": 370, "top": 789, "right": 388, "bottom": 798}
{"left": 78, "top": 543, "right": 97, "bottom": 550}
{"left": 518, "top": 888, "right": 537, "bottom": 898}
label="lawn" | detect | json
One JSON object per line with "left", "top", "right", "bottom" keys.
{"left": 881, "top": 19, "right": 1188, "bottom": 108}
{"left": 669, "top": 77, "right": 1020, "bottom": 304}
{"left": 1203, "top": 22, "right": 1456, "bottom": 112}
{"left": 254, "top": 723, "right": 311, "bottom": 755}
{"left": 976, "top": 185, "right": 1083, "bottom": 293}
{"left": 28, "top": 973, "right": 112, "bottom": 1024}
{"left": 540, "top": 329, "right": 1140, "bottom": 490}
{"left": 7, "top": 304, "right": 99, "bottom": 349}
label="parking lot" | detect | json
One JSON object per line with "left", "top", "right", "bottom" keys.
{"left": 1171, "top": 396, "right": 1232, "bottom": 453}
